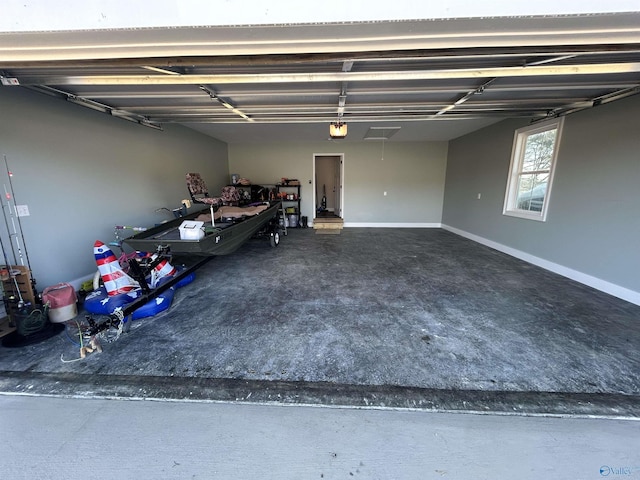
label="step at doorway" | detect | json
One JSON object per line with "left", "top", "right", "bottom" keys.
{"left": 313, "top": 215, "right": 343, "bottom": 234}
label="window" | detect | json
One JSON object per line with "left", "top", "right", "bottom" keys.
{"left": 503, "top": 118, "right": 563, "bottom": 221}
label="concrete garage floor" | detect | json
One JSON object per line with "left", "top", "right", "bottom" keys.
{"left": 0, "top": 228, "right": 639, "bottom": 417}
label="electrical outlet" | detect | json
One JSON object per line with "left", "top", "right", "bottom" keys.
{"left": 477, "top": 193, "right": 482, "bottom": 200}
{"left": 16, "top": 205, "right": 30, "bottom": 217}
{"left": 384, "top": 191, "right": 387, "bottom": 196}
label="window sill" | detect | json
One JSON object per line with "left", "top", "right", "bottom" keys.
{"left": 503, "top": 209, "right": 547, "bottom": 222}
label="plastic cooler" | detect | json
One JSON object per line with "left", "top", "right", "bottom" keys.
{"left": 42, "top": 283, "right": 78, "bottom": 323}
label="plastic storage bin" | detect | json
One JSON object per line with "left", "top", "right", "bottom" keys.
{"left": 179, "top": 220, "right": 205, "bottom": 240}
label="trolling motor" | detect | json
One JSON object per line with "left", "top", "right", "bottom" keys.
{"left": 155, "top": 199, "right": 191, "bottom": 219}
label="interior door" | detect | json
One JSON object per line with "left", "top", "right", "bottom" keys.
{"left": 314, "top": 154, "right": 342, "bottom": 218}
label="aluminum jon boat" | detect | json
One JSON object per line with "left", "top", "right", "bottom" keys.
{"left": 124, "top": 201, "right": 282, "bottom": 256}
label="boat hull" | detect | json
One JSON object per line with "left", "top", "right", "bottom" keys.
{"left": 124, "top": 201, "right": 281, "bottom": 256}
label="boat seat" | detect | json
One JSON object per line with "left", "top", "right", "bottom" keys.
{"left": 185, "top": 173, "right": 223, "bottom": 207}
{"left": 220, "top": 185, "right": 241, "bottom": 205}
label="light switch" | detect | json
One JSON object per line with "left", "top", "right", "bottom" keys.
{"left": 16, "top": 205, "right": 30, "bottom": 217}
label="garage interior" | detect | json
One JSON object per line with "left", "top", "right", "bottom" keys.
{"left": 0, "top": 3, "right": 639, "bottom": 478}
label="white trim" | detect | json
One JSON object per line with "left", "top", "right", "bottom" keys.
{"left": 502, "top": 209, "right": 547, "bottom": 222}
{"left": 442, "top": 224, "right": 640, "bottom": 307}
{"left": 344, "top": 222, "right": 442, "bottom": 228}
{"left": 313, "top": 152, "right": 345, "bottom": 220}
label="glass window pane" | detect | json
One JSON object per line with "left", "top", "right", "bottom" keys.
{"left": 522, "top": 129, "right": 556, "bottom": 172}
{"left": 504, "top": 118, "right": 562, "bottom": 221}
{"left": 516, "top": 173, "right": 549, "bottom": 212}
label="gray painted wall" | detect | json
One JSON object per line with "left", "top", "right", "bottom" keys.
{"left": 229, "top": 141, "right": 448, "bottom": 224}
{"left": 0, "top": 87, "right": 228, "bottom": 288}
{"left": 443, "top": 94, "right": 640, "bottom": 294}
{"left": 5, "top": 84, "right": 636, "bottom": 299}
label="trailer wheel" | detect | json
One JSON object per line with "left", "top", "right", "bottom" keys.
{"left": 270, "top": 231, "right": 280, "bottom": 247}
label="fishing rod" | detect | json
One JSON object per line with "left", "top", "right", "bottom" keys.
{"left": 0, "top": 191, "right": 17, "bottom": 266}
{"left": 0, "top": 223, "right": 23, "bottom": 308}
{"left": 3, "top": 183, "right": 25, "bottom": 267}
{"left": 4, "top": 155, "right": 32, "bottom": 271}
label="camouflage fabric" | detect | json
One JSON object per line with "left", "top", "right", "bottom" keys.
{"left": 186, "top": 173, "right": 222, "bottom": 206}
{"left": 221, "top": 186, "right": 241, "bottom": 204}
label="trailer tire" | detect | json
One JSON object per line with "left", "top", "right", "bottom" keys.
{"left": 270, "top": 231, "right": 280, "bottom": 247}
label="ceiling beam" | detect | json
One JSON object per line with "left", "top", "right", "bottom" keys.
{"left": 2, "top": 13, "right": 640, "bottom": 62}
{"left": 120, "top": 97, "right": 588, "bottom": 113}
{"left": 9, "top": 62, "right": 640, "bottom": 86}
{"left": 66, "top": 82, "right": 638, "bottom": 100}
{"left": 3, "top": 44, "right": 640, "bottom": 69}
{"left": 155, "top": 112, "right": 545, "bottom": 124}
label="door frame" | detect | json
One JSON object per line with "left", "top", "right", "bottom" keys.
{"left": 312, "top": 153, "right": 344, "bottom": 219}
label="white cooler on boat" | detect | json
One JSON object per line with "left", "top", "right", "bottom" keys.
{"left": 42, "top": 283, "right": 78, "bottom": 323}
{"left": 179, "top": 220, "right": 205, "bottom": 240}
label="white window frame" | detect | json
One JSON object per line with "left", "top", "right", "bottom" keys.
{"left": 503, "top": 117, "right": 564, "bottom": 222}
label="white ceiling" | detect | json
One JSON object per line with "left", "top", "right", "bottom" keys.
{"left": 1, "top": 6, "right": 639, "bottom": 143}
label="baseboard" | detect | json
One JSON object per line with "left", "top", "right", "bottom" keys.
{"left": 441, "top": 224, "right": 640, "bottom": 307}
{"left": 344, "top": 222, "right": 442, "bottom": 228}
